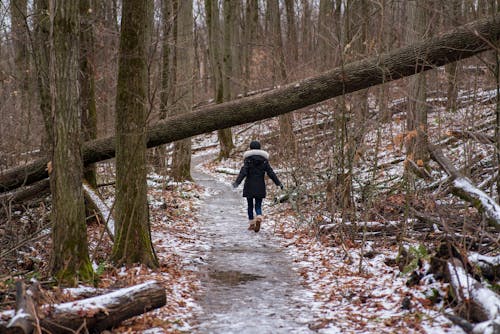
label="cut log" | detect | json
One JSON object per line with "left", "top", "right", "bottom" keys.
{"left": 0, "top": 281, "right": 166, "bottom": 334}
{"left": 446, "top": 258, "right": 500, "bottom": 323}
{"left": 429, "top": 144, "right": 500, "bottom": 229}
{"left": 2, "top": 14, "right": 500, "bottom": 193}
{"left": 82, "top": 181, "right": 115, "bottom": 240}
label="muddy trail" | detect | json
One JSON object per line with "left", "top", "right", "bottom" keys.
{"left": 191, "top": 160, "right": 317, "bottom": 334}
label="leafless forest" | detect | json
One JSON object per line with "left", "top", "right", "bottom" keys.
{"left": 0, "top": 0, "right": 499, "bottom": 333}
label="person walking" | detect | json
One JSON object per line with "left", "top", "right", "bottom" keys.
{"left": 232, "top": 141, "right": 283, "bottom": 232}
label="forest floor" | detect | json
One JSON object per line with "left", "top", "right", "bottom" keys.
{"left": 1, "top": 77, "right": 499, "bottom": 333}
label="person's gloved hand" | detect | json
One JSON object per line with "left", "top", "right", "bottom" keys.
{"left": 232, "top": 182, "right": 238, "bottom": 189}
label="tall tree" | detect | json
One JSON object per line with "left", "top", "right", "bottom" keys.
{"left": 317, "top": 0, "right": 335, "bottom": 70}
{"left": 154, "top": 0, "right": 174, "bottom": 171}
{"left": 444, "top": 0, "right": 462, "bottom": 114}
{"left": 79, "top": 0, "right": 98, "bottom": 187}
{"left": 243, "top": 0, "right": 259, "bottom": 91}
{"left": 300, "top": 0, "right": 313, "bottom": 63}
{"left": 170, "top": 0, "right": 194, "bottom": 180}
{"left": 49, "top": 0, "right": 93, "bottom": 284}
{"left": 284, "top": 0, "right": 298, "bottom": 70}
{"left": 211, "top": 0, "right": 236, "bottom": 159}
{"left": 112, "top": 0, "right": 158, "bottom": 267}
{"left": 405, "top": 0, "right": 430, "bottom": 164}
{"left": 267, "top": 0, "right": 296, "bottom": 155}
{"left": 33, "top": 0, "right": 52, "bottom": 151}
{"left": 10, "top": 0, "right": 31, "bottom": 151}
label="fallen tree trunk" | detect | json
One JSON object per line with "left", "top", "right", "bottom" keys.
{"left": 0, "top": 180, "right": 50, "bottom": 206}
{"left": 445, "top": 258, "right": 500, "bottom": 324}
{"left": 429, "top": 144, "right": 500, "bottom": 230}
{"left": 82, "top": 181, "right": 115, "bottom": 240}
{"left": 2, "top": 14, "right": 500, "bottom": 193}
{"left": 0, "top": 280, "right": 166, "bottom": 334}
{"left": 468, "top": 252, "right": 500, "bottom": 281}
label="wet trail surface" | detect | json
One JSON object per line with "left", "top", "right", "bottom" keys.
{"left": 191, "top": 163, "right": 316, "bottom": 334}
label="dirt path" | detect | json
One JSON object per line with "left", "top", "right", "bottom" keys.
{"left": 191, "top": 161, "right": 317, "bottom": 333}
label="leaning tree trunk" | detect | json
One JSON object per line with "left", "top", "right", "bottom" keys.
{"left": 2, "top": 14, "right": 500, "bottom": 193}
{"left": 111, "top": 0, "right": 158, "bottom": 267}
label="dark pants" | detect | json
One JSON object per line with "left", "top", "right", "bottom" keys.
{"left": 246, "top": 197, "right": 263, "bottom": 220}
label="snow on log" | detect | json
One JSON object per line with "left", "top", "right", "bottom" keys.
{"left": 0, "top": 311, "right": 17, "bottom": 334}
{"left": 452, "top": 178, "right": 500, "bottom": 229}
{"left": 471, "top": 319, "right": 500, "bottom": 334}
{"left": 82, "top": 181, "right": 115, "bottom": 239}
{"left": 3, "top": 14, "right": 500, "bottom": 193}
{"left": 40, "top": 280, "right": 165, "bottom": 334}
{"left": 0, "top": 281, "right": 166, "bottom": 334}
{"left": 429, "top": 144, "right": 500, "bottom": 230}
{"left": 446, "top": 258, "right": 500, "bottom": 323}
{"left": 469, "top": 253, "right": 500, "bottom": 281}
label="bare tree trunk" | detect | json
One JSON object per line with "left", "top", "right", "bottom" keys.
{"left": 49, "top": 0, "right": 93, "bottom": 284}
{"left": 217, "top": 0, "right": 235, "bottom": 160}
{"left": 405, "top": 0, "right": 429, "bottom": 164}
{"left": 285, "top": 0, "right": 299, "bottom": 68}
{"left": 300, "top": 0, "right": 313, "bottom": 64}
{"left": 267, "top": 0, "right": 296, "bottom": 156}
{"left": 80, "top": 0, "right": 98, "bottom": 188}
{"left": 3, "top": 14, "right": 500, "bottom": 192}
{"left": 112, "top": 0, "right": 158, "bottom": 267}
{"left": 10, "top": 0, "right": 34, "bottom": 155}
{"left": 33, "top": 0, "right": 52, "bottom": 154}
{"left": 317, "top": 0, "right": 335, "bottom": 70}
{"left": 170, "top": 0, "right": 194, "bottom": 180}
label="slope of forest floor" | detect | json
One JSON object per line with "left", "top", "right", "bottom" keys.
{"left": 1, "top": 77, "right": 499, "bottom": 333}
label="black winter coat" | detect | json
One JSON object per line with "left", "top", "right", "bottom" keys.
{"left": 234, "top": 149, "right": 281, "bottom": 198}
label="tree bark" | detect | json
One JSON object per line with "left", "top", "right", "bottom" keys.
{"left": 111, "top": 0, "right": 158, "bottom": 267}
{"left": 2, "top": 14, "right": 500, "bottom": 192}
{"left": 33, "top": 0, "right": 52, "bottom": 152}
{"left": 405, "top": 0, "right": 430, "bottom": 164}
{"left": 267, "top": 0, "right": 296, "bottom": 156}
{"left": 49, "top": 0, "right": 93, "bottom": 284}
{"left": 80, "top": 0, "right": 98, "bottom": 188}
{"left": 217, "top": 0, "right": 235, "bottom": 160}
{"left": 170, "top": 0, "right": 194, "bottom": 180}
